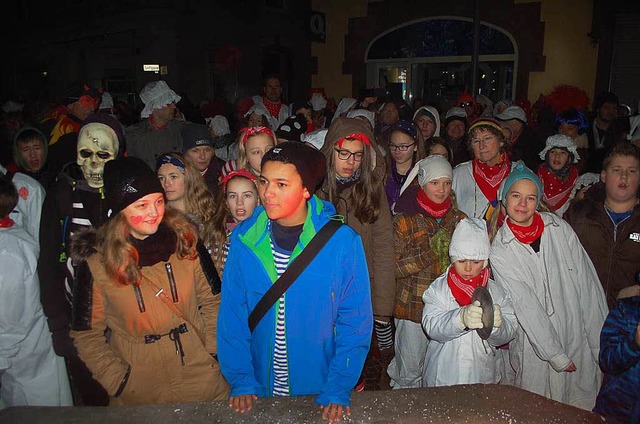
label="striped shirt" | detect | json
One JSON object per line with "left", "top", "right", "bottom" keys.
{"left": 271, "top": 240, "right": 291, "bottom": 396}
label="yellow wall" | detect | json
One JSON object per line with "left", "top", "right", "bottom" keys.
{"left": 527, "top": 0, "right": 598, "bottom": 103}
{"left": 311, "top": 0, "right": 367, "bottom": 101}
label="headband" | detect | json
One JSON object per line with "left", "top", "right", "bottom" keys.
{"left": 240, "top": 126, "right": 275, "bottom": 144}
{"left": 156, "top": 154, "right": 186, "bottom": 174}
{"left": 337, "top": 132, "right": 371, "bottom": 148}
{"left": 221, "top": 169, "right": 257, "bottom": 192}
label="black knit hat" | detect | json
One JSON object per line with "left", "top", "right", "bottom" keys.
{"left": 275, "top": 114, "right": 307, "bottom": 142}
{"left": 261, "top": 141, "right": 327, "bottom": 192}
{"left": 181, "top": 123, "right": 214, "bottom": 152}
{"left": 103, "top": 157, "right": 164, "bottom": 218}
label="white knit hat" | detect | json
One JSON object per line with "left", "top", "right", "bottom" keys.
{"left": 538, "top": 134, "right": 580, "bottom": 163}
{"left": 449, "top": 218, "right": 491, "bottom": 262}
{"left": 139, "top": 81, "right": 181, "bottom": 118}
{"left": 399, "top": 154, "right": 453, "bottom": 197}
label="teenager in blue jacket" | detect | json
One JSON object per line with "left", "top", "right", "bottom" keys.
{"left": 217, "top": 142, "right": 373, "bottom": 423}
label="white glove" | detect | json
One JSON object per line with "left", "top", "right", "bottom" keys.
{"left": 460, "top": 301, "right": 483, "bottom": 330}
{"left": 493, "top": 304, "right": 502, "bottom": 328}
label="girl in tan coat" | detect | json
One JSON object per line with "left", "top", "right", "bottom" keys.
{"left": 70, "top": 157, "right": 228, "bottom": 405}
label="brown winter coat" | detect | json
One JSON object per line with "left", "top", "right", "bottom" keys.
{"left": 70, "top": 229, "right": 229, "bottom": 405}
{"left": 317, "top": 117, "right": 396, "bottom": 322}
{"left": 393, "top": 203, "right": 466, "bottom": 323}
{"left": 565, "top": 197, "right": 640, "bottom": 308}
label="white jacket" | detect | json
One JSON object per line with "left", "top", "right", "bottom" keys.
{"left": 0, "top": 164, "right": 44, "bottom": 242}
{"left": 452, "top": 161, "right": 515, "bottom": 219}
{"left": 0, "top": 226, "right": 71, "bottom": 407}
{"left": 489, "top": 212, "right": 608, "bottom": 410}
{"left": 421, "top": 270, "right": 516, "bottom": 387}
{"left": 252, "top": 95, "right": 291, "bottom": 130}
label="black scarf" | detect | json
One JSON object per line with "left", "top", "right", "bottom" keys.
{"left": 131, "top": 222, "right": 177, "bottom": 267}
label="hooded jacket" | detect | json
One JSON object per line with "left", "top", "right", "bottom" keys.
{"left": 217, "top": 196, "right": 372, "bottom": 406}
{"left": 317, "top": 117, "right": 396, "bottom": 322}
{"left": 70, "top": 224, "right": 229, "bottom": 405}
{"left": 12, "top": 126, "right": 53, "bottom": 188}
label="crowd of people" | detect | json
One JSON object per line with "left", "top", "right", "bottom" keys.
{"left": 0, "top": 74, "right": 639, "bottom": 423}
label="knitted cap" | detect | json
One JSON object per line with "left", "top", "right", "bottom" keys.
{"left": 82, "top": 114, "right": 125, "bottom": 156}
{"left": 181, "top": 123, "right": 214, "bottom": 152}
{"left": 449, "top": 218, "right": 490, "bottom": 262}
{"left": 497, "top": 161, "right": 543, "bottom": 207}
{"left": 103, "top": 157, "right": 164, "bottom": 218}
{"left": 399, "top": 154, "right": 452, "bottom": 196}
{"left": 390, "top": 119, "right": 417, "bottom": 140}
{"left": 261, "top": 141, "right": 327, "bottom": 192}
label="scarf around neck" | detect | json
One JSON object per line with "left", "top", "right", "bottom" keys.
{"left": 537, "top": 164, "right": 577, "bottom": 211}
{"left": 447, "top": 265, "right": 490, "bottom": 306}
{"left": 416, "top": 188, "right": 451, "bottom": 218}
{"left": 0, "top": 216, "right": 14, "bottom": 228}
{"left": 130, "top": 222, "right": 177, "bottom": 267}
{"left": 472, "top": 155, "right": 510, "bottom": 205}
{"left": 507, "top": 212, "right": 544, "bottom": 244}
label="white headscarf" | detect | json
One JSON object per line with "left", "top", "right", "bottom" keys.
{"left": 399, "top": 154, "right": 453, "bottom": 197}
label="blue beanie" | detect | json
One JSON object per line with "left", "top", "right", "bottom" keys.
{"left": 498, "top": 161, "right": 543, "bottom": 207}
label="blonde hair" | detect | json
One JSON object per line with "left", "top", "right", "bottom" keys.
{"left": 97, "top": 208, "right": 198, "bottom": 286}
{"left": 163, "top": 152, "right": 219, "bottom": 247}
{"left": 488, "top": 198, "right": 553, "bottom": 242}
{"left": 236, "top": 128, "right": 277, "bottom": 174}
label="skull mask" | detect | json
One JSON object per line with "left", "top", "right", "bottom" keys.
{"left": 77, "top": 122, "right": 119, "bottom": 188}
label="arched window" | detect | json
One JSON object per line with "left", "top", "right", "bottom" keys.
{"left": 365, "top": 17, "right": 517, "bottom": 110}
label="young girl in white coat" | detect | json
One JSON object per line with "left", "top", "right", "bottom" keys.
{"left": 421, "top": 218, "right": 516, "bottom": 387}
{"left": 489, "top": 161, "right": 608, "bottom": 410}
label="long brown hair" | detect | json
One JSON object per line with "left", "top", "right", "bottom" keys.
{"left": 97, "top": 208, "right": 198, "bottom": 286}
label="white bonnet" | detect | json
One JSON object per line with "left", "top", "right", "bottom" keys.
{"left": 539, "top": 134, "right": 580, "bottom": 163}
{"left": 205, "top": 115, "right": 231, "bottom": 136}
{"left": 449, "top": 218, "right": 491, "bottom": 262}
{"left": 139, "top": 81, "right": 181, "bottom": 118}
{"left": 347, "top": 109, "right": 375, "bottom": 131}
{"left": 310, "top": 92, "right": 327, "bottom": 111}
{"left": 303, "top": 128, "right": 328, "bottom": 150}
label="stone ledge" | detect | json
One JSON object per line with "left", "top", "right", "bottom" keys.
{"left": 0, "top": 384, "right": 605, "bottom": 423}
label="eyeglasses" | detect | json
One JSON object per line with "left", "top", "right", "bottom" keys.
{"left": 470, "top": 136, "right": 497, "bottom": 147}
{"left": 388, "top": 142, "right": 415, "bottom": 151}
{"left": 334, "top": 148, "right": 364, "bottom": 162}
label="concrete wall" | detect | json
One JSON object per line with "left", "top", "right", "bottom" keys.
{"left": 523, "top": 0, "right": 599, "bottom": 103}
{"left": 310, "top": 0, "right": 367, "bottom": 101}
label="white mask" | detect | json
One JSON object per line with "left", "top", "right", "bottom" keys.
{"left": 76, "top": 123, "right": 119, "bottom": 188}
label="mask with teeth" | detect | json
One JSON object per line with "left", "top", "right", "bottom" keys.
{"left": 76, "top": 122, "right": 119, "bottom": 188}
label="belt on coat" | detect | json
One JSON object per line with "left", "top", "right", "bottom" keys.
{"left": 144, "top": 323, "right": 189, "bottom": 365}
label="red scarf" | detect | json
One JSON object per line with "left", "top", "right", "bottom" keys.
{"left": 537, "top": 164, "right": 578, "bottom": 211}
{"left": 507, "top": 212, "right": 545, "bottom": 244}
{"left": 148, "top": 115, "right": 168, "bottom": 130}
{"left": 263, "top": 98, "right": 282, "bottom": 118}
{"left": 447, "top": 265, "right": 490, "bottom": 306}
{"left": 472, "top": 155, "right": 510, "bottom": 204}
{"left": 416, "top": 189, "right": 451, "bottom": 218}
{"left": 239, "top": 126, "right": 275, "bottom": 144}
{"left": 0, "top": 216, "right": 14, "bottom": 228}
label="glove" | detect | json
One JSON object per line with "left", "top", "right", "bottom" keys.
{"left": 51, "top": 327, "right": 78, "bottom": 358}
{"left": 460, "top": 301, "right": 483, "bottom": 330}
{"left": 493, "top": 304, "right": 502, "bottom": 328}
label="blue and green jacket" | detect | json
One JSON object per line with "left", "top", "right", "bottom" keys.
{"left": 595, "top": 296, "right": 640, "bottom": 423}
{"left": 217, "top": 195, "right": 373, "bottom": 406}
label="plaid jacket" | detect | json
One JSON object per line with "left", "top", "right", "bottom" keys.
{"left": 393, "top": 207, "right": 466, "bottom": 323}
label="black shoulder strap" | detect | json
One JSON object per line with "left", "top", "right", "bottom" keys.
{"left": 3, "top": 170, "right": 13, "bottom": 181}
{"left": 248, "top": 220, "right": 342, "bottom": 333}
{"left": 196, "top": 240, "right": 222, "bottom": 295}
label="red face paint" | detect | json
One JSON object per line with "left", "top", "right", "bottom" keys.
{"left": 129, "top": 215, "right": 144, "bottom": 225}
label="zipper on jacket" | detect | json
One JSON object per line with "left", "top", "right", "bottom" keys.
{"left": 165, "top": 262, "right": 179, "bottom": 302}
{"left": 133, "top": 284, "right": 146, "bottom": 312}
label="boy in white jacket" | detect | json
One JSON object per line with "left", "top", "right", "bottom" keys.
{"left": 422, "top": 218, "right": 516, "bottom": 387}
